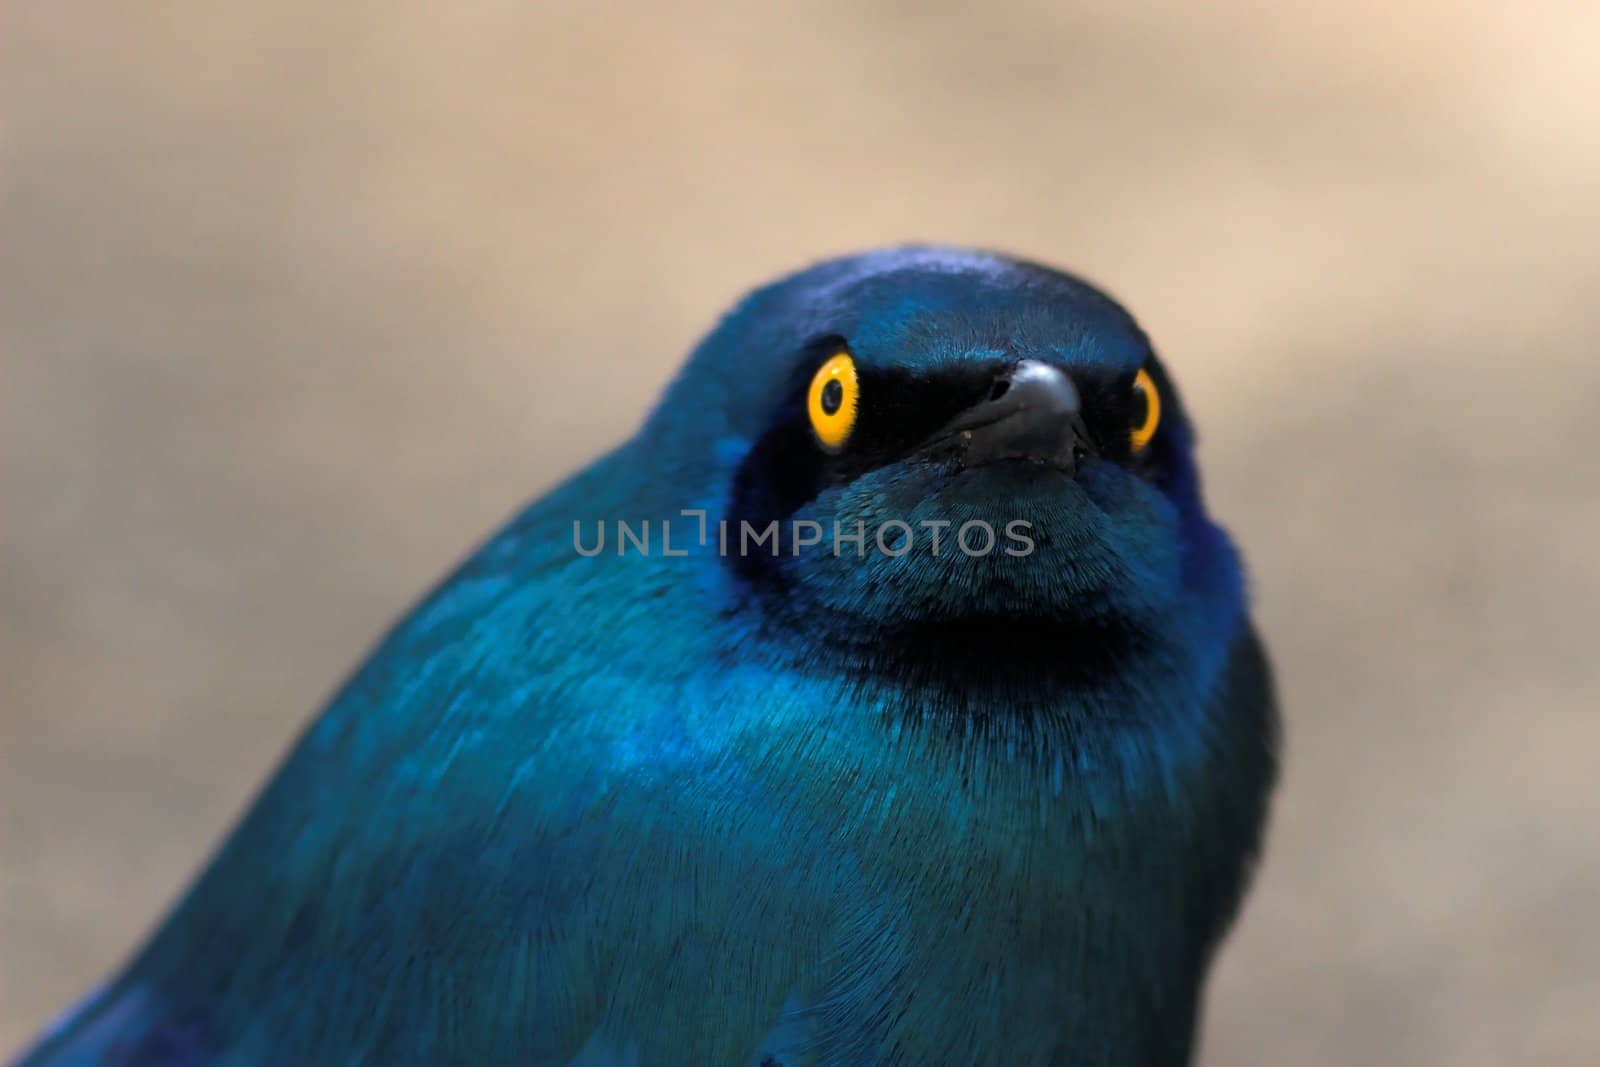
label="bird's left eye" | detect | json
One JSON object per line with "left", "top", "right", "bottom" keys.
{"left": 1129, "top": 367, "right": 1161, "bottom": 453}
{"left": 807, "top": 352, "right": 860, "bottom": 452}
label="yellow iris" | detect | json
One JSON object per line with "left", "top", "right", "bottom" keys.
{"left": 1130, "top": 367, "right": 1161, "bottom": 453}
{"left": 807, "top": 353, "right": 859, "bottom": 452}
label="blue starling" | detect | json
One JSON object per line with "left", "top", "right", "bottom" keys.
{"left": 16, "top": 247, "right": 1277, "bottom": 1066}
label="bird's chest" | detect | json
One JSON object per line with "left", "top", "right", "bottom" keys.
{"left": 774, "top": 721, "right": 1230, "bottom": 1066}
{"left": 656, "top": 656, "right": 1259, "bottom": 1064}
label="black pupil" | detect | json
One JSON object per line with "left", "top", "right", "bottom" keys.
{"left": 820, "top": 378, "right": 843, "bottom": 416}
{"left": 1130, "top": 384, "right": 1149, "bottom": 429}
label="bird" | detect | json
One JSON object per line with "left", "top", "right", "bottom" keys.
{"left": 15, "top": 246, "right": 1278, "bottom": 1067}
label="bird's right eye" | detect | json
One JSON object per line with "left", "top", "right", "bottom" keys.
{"left": 807, "top": 352, "right": 860, "bottom": 452}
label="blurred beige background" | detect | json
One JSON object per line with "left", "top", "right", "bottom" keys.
{"left": 3, "top": 3, "right": 1597, "bottom": 1063}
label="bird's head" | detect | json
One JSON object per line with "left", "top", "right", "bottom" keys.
{"left": 641, "top": 247, "right": 1241, "bottom": 665}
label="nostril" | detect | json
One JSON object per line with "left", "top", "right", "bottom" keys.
{"left": 988, "top": 379, "right": 1011, "bottom": 401}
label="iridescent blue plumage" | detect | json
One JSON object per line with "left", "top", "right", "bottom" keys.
{"left": 16, "top": 247, "right": 1276, "bottom": 1066}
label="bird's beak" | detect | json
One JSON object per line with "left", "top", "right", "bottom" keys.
{"left": 919, "top": 360, "right": 1092, "bottom": 473}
